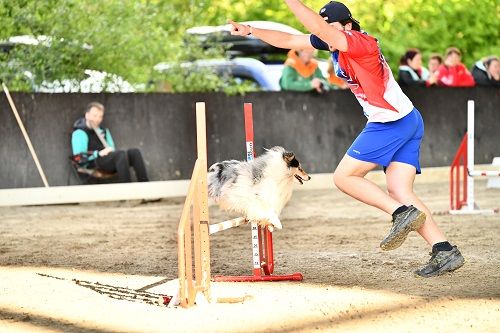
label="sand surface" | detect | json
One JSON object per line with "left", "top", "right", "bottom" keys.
{"left": 0, "top": 176, "right": 499, "bottom": 332}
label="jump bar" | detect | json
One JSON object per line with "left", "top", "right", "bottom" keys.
{"left": 209, "top": 217, "right": 246, "bottom": 235}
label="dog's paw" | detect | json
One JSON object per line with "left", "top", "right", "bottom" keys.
{"left": 269, "top": 217, "right": 282, "bottom": 230}
{"left": 254, "top": 218, "right": 280, "bottom": 232}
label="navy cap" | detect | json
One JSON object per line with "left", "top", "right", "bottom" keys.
{"left": 319, "top": 1, "right": 360, "bottom": 25}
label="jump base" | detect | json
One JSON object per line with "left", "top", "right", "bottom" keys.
{"left": 213, "top": 273, "right": 303, "bottom": 282}
{"left": 449, "top": 209, "right": 497, "bottom": 215}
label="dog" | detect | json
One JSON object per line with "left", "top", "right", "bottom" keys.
{"left": 207, "top": 146, "right": 311, "bottom": 231}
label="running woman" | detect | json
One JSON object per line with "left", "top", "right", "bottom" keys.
{"left": 229, "top": 0, "right": 464, "bottom": 277}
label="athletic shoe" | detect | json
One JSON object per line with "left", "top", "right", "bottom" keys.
{"left": 415, "top": 246, "right": 465, "bottom": 277}
{"left": 380, "top": 205, "right": 426, "bottom": 251}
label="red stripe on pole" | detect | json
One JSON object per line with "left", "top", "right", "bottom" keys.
{"left": 450, "top": 133, "right": 468, "bottom": 211}
{"left": 244, "top": 103, "right": 254, "bottom": 143}
{"left": 244, "top": 103, "right": 255, "bottom": 160}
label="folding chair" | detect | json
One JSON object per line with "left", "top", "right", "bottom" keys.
{"left": 68, "top": 153, "right": 117, "bottom": 185}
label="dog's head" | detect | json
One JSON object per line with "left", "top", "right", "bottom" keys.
{"left": 282, "top": 150, "right": 311, "bottom": 185}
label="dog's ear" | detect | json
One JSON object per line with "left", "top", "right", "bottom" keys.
{"left": 282, "top": 151, "right": 297, "bottom": 166}
{"left": 283, "top": 151, "right": 294, "bottom": 162}
{"left": 283, "top": 151, "right": 300, "bottom": 168}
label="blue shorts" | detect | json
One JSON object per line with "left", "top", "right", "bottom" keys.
{"left": 346, "top": 108, "right": 424, "bottom": 174}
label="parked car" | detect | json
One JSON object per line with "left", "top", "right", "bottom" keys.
{"left": 156, "top": 21, "right": 329, "bottom": 92}
{"left": 186, "top": 21, "right": 303, "bottom": 58}
{"left": 154, "top": 57, "right": 283, "bottom": 91}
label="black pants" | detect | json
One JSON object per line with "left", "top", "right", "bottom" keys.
{"left": 96, "top": 148, "right": 149, "bottom": 183}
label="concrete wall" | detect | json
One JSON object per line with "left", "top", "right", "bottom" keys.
{"left": 0, "top": 87, "right": 498, "bottom": 188}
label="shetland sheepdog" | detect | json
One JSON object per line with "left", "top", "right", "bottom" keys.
{"left": 208, "top": 146, "right": 310, "bottom": 231}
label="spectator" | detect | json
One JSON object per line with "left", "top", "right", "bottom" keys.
{"left": 71, "top": 102, "right": 149, "bottom": 183}
{"left": 280, "top": 49, "right": 329, "bottom": 93}
{"left": 428, "top": 53, "right": 443, "bottom": 77}
{"left": 471, "top": 56, "right": 500, "bottom": 87}
{"left": 398, "top": 48, "right": 430, "bottom": 86}
{"left": 435, "top": 47, "right": 475, "bottom": 87}
{"left": 327, "top": 58, "right": 349, "bottom": 89}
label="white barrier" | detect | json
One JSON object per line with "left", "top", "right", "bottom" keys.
{"left": 486, "top": 157, "right": 500, "bottom": 189}
{"left": 0, "top": 180, "right": 189, "bottom": 207}
{"left": 449, "top": 100, "right": 499, "bottom": 215}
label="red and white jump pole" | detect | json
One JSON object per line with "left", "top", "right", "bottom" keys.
{"left": 212, "top": 103, "right": 303, "bottom": 282}
{"left": 449, "top": 100, "right": 499, "bottom": 214}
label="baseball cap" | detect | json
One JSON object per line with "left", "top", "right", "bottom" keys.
{"left": 319, "top": 1, "right": 360, "bottom": 25}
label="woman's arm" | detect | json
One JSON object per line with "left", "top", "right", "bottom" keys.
{"left": 284, "top": 0, "right": 347, "bottom": 52}
{"left": 228, "top": 20, "right": 313, "bottom": 50}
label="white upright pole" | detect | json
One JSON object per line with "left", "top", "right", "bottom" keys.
{"left": 466, "top": 100, "right": 475, "bottom": 211}
{"left": 2, "top": 83, "right": 49, "bottom": 187}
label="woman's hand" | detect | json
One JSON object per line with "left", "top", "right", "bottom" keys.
{"left": 228, "top": 20, "right": 251, "bottom": 36}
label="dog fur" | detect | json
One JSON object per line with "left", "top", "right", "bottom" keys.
{"left": 207, "top": 146, "right": 310, "bottom": 230}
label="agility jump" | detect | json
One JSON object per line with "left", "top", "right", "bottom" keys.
{"left": 177, "top": 102, "right": 302, "bottom": 308}
{"left": 450, "top": 100, "right": 500, "bottom": 214}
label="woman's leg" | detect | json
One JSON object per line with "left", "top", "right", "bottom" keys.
{"left": 386, "top": 161, "right": 465, "bottom": 277}
{"left": 333, "top": 154, "right": 402, "bottom": 214}
{"left": 385, "top": 161, "right": 447, "bottom": 246}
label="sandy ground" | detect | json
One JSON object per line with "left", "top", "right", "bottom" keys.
{"left": 0, "top": 174, "right": 499, "bottom": 333}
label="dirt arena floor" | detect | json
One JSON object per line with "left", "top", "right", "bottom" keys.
{"left": 0, "top": 173, "right": 499, "bottom": 332}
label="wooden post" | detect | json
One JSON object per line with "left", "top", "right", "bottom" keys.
{"left": 195, "top": 102, "right": 211, "bottom": 300}
{"left": 2, "top": 82, "right": 49, "bottom": 187}
{"left": 177, "top": 102, "right": 211, "bottom": 307}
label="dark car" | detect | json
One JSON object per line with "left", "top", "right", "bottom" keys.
{"left": 186, "top": 21, "right": 304, "bottom": 58}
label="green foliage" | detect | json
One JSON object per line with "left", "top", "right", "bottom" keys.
{"left": 149, "top": 35, "right": 227, "bottom": 93}
{"left": 0, "top": 0, "right": 231, "bottom": 93}
{"left": 1, "top": 0, "right": 498, "bottom": 92}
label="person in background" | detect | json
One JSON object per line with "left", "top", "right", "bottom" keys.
{"left": 71, "top": 102, "right": 149, "bottom": 183}
{"left": 398, "top": 48, "right": 432, "bottom": 86}
{"left": 327, "top": 57, "right": 349, "bottom": 89}
{"left": 280, "top": 48, "right": 329, "bottom": 93}
{"left": 471, "top": 56, "right": 500, "bottom": 87}
{"left": 435, "top": 47, "right": 475, "bottom": 87}
{"left": 428, "top": 53, "right": 443, "bottom": 77}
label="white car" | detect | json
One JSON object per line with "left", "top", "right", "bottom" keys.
{"left": 155, "top": 57, "right": 283, "bottom": 91}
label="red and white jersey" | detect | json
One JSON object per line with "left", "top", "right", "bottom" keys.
{"left": 311, "top": 30, "right": 413, "bottom": 123}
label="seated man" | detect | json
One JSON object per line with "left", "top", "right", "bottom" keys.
{"left": 326, "top": 57, "right": 348, "bottom": 89}
{"left": 71, "top": 102, "right": 149, "bottom": 183}
{"left": 279, "top": 49, "right": 329, "bottom": 93}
